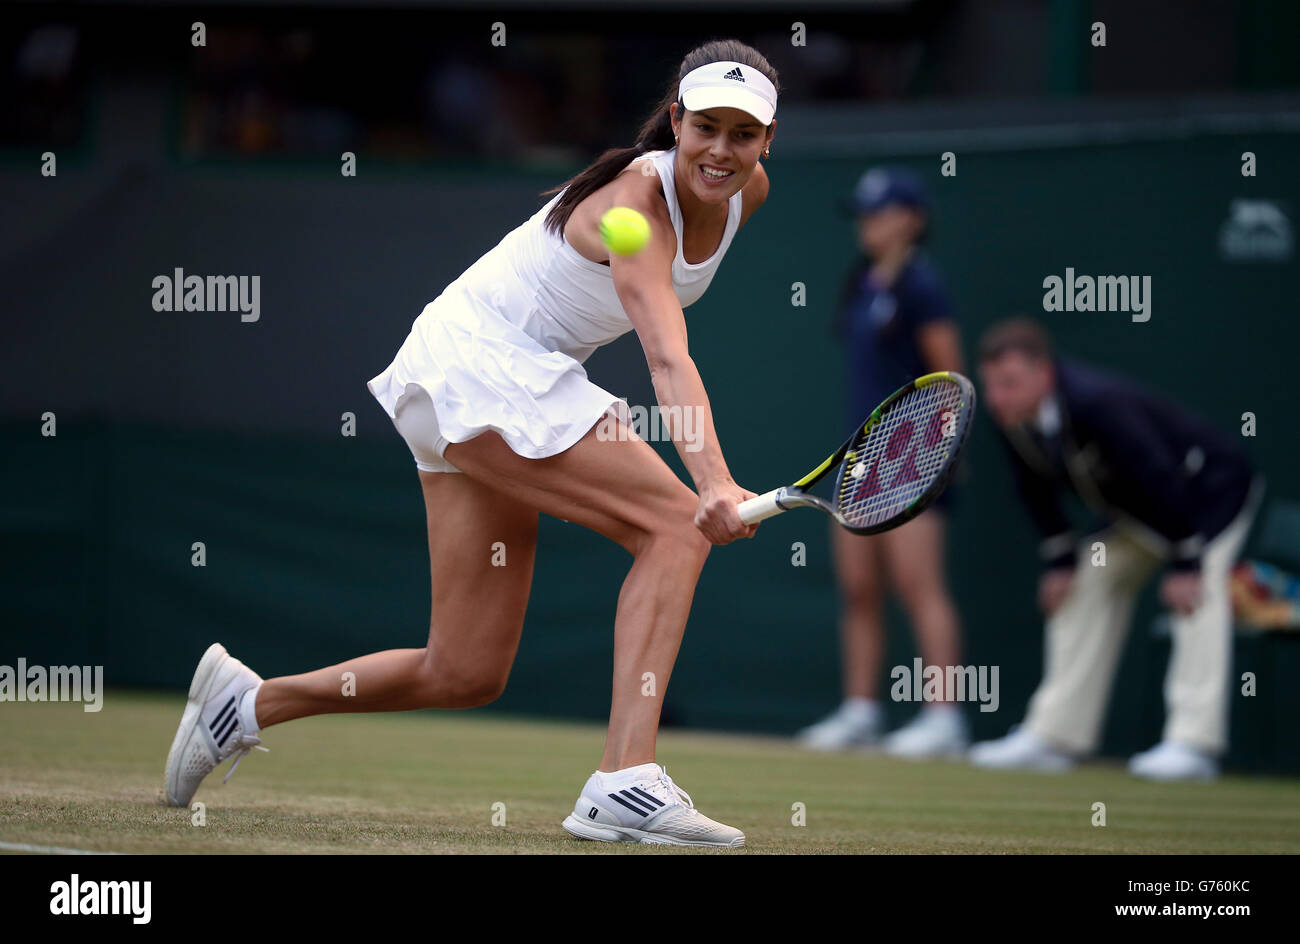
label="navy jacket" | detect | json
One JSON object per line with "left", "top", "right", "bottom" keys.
{"left": 999, "top": 357, "right": 1255, "bottom": 573}
{"left": 833, "top": 251, "right": 953, "bottom": 425}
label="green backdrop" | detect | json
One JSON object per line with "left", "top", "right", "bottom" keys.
{"left": 2, "top": 127, "right": 1296, "bottom": 773}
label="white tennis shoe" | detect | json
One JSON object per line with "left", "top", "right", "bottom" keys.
{"left": 796, "top": 699, "right": 883, "bottom": 751}
{"left": 1128, "top": 740, "right": 1218, "bottom": 781}
{"left": 968, "top": 724, "right": 1074, "bottom": 772}
{"left": 162, "top": 643, "right": 268, "bottom": 807}
{"left": 883, "top": 705, "right": 969, "bottom": 759}
{"left": 562, "top": 763, "right": 745, "bottom": 847}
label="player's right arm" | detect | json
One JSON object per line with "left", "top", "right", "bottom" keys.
{"left": 604, "top": 165, "right": 756, "bottom": 545}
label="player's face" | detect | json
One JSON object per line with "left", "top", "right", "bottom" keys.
{"left": 673, "top": 105, "right": 771, "bottom": 206}
{"left": 979, "top": 352, "right": 1053, "bottom": 428}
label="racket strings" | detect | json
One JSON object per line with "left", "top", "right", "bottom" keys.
{"left": 835, "top": 381, "right": 967, "bottom": 528}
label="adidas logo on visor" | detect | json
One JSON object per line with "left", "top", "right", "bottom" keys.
{"left": 722, "top": 67, "right": 745, "bottom": 82}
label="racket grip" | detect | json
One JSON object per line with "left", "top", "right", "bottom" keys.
{"left": 738, "top": 488, "right": 787, "bottom": 525}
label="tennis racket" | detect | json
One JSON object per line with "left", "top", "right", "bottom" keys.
{"left": 738, "top": 371, "right": 976, "bottom": 534}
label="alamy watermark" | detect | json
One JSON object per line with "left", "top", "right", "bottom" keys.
{"left": 595, "top": 400, "right": 704, "bottom": 452}
{"left": 50, "top": 874, "right": 150, "bottom": 924}
{"left": 0, "top": 658, "right": 103, "bottom": 712}
{"left": 1042, "top": 267, "right": 1150, "bottom": 322}
{"left": 151, "top": 268, "right": 260, "bottom": 322}
{"left": 890, "top": 657, "right": 999, "bottom": 712}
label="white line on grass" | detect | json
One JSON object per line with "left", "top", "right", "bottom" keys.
{"left": 0, "top": 841, "right": 123, "bottom": 855}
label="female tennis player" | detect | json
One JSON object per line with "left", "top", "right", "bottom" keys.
{"left": 163, "top": 39, "right": 778, "bottom": 848}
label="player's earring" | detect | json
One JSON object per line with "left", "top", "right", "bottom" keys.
{"left": 762, "top": 147, "right": 770, "bottom": 158}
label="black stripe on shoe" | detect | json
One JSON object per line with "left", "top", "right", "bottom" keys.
{"left": 210, "top": 697, "right": 236, "bottom": 733}
{"left": 214, "top": 714, "right": 239, "bottom": 748}
{"left": 211, "top": 697, "right": 239, "bottom": 748}
{"left": 608, "top": 791, "right": 657, "bottom": 816}
{"left": 629, "top": 786, "right": 666, "bottom": 809}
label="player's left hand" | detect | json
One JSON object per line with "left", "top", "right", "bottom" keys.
{"left": 1160, "top": 571, "right": 1203, "bottom": 616}
{"left": 695, "top": 479, "right": 759, "bottom": 545}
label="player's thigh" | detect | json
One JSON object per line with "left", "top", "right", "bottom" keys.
{"left": 419, "top": 469, "right": 538, "bottom": 680}
{"left": 880, "top": 509, "right": 950, "bottom": 601}
{"left": 443, "top": 419, "right": 706, "bottom": 557}
{"left": 831, "top": 519, "right": 884, "bottom": 607}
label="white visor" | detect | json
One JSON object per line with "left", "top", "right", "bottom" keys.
{"left": 678, "top": 60, "right": 777, "bottom": 126}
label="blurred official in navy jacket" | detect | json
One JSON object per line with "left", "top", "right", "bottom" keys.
{"left": 970, "top": 317, "right": 1262, "bottom": 781}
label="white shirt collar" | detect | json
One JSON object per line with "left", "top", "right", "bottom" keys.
{"left": 1034, "top": 394, "right": 1062, "bottom": 436}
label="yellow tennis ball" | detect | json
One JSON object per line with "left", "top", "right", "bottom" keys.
{"left": 600, "top": 206, "right": 651, "bottom": 256}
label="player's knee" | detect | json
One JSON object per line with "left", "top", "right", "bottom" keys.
{"left": 667, "top": 504, "right": 713, "bottom": 564}
{"left": 415, "top": 652, "right": 508, "bottom": 708}
{"left": 450, "top": 674, "right": 508, "bottom": 708}
{"left": 635, "top": 494, "right": 710, "bottom": 563}
{"left": 440, "top": 670, "right": 508, "bottom": 708}
{"left": 680, "top": 518, "right": 713, "bottom": 564}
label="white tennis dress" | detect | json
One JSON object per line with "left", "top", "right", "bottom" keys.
{"left": 366, "top": 146, "right": 744, "bottom": 473}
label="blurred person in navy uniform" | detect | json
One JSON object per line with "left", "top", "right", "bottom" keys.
{"left": 971, "top": 317, "right": 1263, "bottom": 780}
{"left": 799, "top": 167, "right": 970, "bottom": 758}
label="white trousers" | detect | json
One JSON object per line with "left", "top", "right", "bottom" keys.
{"left": 1024, "top": 487, "right": 1259, "bottom": 756}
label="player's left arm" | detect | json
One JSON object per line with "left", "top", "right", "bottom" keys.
{"left": 606, "top": 166, "right": 756, "bottom": 544}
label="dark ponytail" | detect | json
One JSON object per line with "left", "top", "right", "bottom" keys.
{"left": 541, "top": 38, "right": 779, "bottom": 238}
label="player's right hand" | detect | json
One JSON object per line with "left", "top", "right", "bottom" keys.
{"left": 1038, "top": 568, "right": 1075, "bottom": 615}
{"left": 694, "top": 479, "right": 759, "bottom": 545}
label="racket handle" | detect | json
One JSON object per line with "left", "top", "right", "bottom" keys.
{"left": 738, "top": 488, "right": 787, "bottom": 525}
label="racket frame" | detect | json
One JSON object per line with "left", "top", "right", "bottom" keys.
{"left": 738, "top": 371, "right": 976, "bottom": 534}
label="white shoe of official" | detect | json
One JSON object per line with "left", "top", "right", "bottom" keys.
{"left": 1128, "top": 740, "right": 1219, "bottom": 781}
{"left": 968, "top": 724, "right": 1074, "bottom": 772}
{"left": 796, "top": 701, "right": 883, "bottom": 751}
{"left": 162, "top": 643, "right": 268, "bottom": 807}
{"left": 562, "top": 763, "right": 745, "bottom": 847}
{"left": 883, "top": 706, "right": 969, "bottom": 759}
